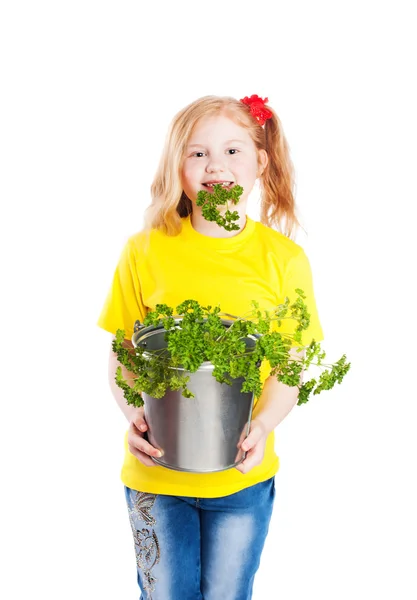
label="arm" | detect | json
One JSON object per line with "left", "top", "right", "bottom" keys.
{"left": 235, "top": 346, "right": 306, "bottom": 474}
{"left": 251, "top": 347, "right": 306, "bottom": 434}
{"left": 108, "top": 335, "right": 139, "bottom": 422}
{"left": 108, "top": 336, "right": 162, "bottom": 465}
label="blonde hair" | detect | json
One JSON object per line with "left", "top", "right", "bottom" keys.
{"left": 143, "top": 95, "right": 302, "bottom": 239}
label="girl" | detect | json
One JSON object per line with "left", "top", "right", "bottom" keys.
{"left": 97, "top": 94, "right": 324, "bottom": 600}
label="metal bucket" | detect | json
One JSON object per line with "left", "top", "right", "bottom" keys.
{"left": 131, "top": 318, "right": 259, "bottom": 473}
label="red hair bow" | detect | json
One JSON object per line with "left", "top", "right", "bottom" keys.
{"left": 240, "top": 95, "right": 273, "bottom": 126}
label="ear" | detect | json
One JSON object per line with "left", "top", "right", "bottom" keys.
{"left": 257, "top": 149, "right": 268, "bottom": 177}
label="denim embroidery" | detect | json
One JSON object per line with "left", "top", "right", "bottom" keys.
{"left": 128, "top": 492, "right": 161, "bottom": 598}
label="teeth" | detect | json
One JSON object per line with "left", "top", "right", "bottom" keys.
{"left": 204, "top": 182, "right": 232, "bottom": 187}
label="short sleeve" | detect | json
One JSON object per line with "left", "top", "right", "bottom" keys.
{"left": 275, "top": 248, "right": 324, "bottom": 347}
{"left": 96, "top": 238, "right": 148, "bottom": 339}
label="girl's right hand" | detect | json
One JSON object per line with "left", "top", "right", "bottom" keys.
{"left": 127, "top": 406, "right": 163, "bottom": 467}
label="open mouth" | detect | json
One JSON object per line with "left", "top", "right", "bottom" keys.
{"left": 202, "top": 181, "right": 234, "bottom": 191}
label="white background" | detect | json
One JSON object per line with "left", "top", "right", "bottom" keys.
{"left": 1, "top": 1, "right": 416, "bottom": 599}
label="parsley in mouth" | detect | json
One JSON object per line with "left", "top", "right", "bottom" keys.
{"left": 196, "top": 183, "right": 244, "bottom": 231}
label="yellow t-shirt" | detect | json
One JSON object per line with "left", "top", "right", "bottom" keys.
{"left": 97, "top": 214, "right": 324, "bottom": 498}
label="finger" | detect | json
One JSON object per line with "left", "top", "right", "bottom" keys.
{"left": 235, "top": 448, "right": 262, "bottom": 474}
{"left": 235, "top": 447, "right": 252, "bottom": 473}
{"left": 241, "top": 423, "right": 264, "bottom": 452}
{"left": 128, "top": 443, "right": 157, "bottom": 467}
{"left": 129, "top": 425, "right": 163, "bottom": 459}
{"left": 132, "top": 410, "right": 148, "bottom": 432}
{"left": 236, "top": 423, "right": 249, "bottom": 449}
{"left": 234, "top": 443, "right": 245, "bottom": 464}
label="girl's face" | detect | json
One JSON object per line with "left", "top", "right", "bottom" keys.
{"left": 181, "top": 114, "right": 268, "bottom": 206}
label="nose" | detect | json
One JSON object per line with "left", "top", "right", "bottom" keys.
{"left": 205, "top": 152, "right": 226, "bottom": 174}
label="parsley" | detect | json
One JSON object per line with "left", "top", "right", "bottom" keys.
{"left": 112, "top": 291, "right": 350, "bottom": 408}
{"left": 196, "top": 184, "right": 244, "bottom": 231}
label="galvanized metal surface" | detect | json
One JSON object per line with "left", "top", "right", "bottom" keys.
{"left": 132, "top": 319, "right": 258, "bottom": 473}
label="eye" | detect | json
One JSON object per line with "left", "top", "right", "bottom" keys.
{"left": 228, "top": 148, "right": 239, "bottom": 155}
{"left": 192, "top": 152, "right": 205, "bottom": 157}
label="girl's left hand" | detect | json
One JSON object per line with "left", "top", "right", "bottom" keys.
{"left": 235, "top": 418, "right": 269, "bottom": 475}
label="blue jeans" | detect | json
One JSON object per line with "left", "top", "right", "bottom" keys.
{"left": 124, "top": 476, "right": 276, "bottom": 600}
